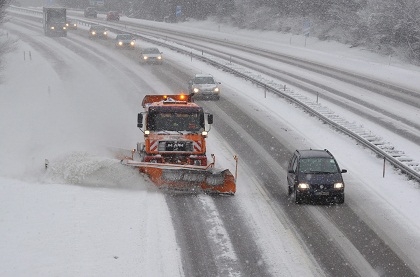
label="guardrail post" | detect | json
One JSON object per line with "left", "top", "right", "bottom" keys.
{"left": 23, "top": 51, "right": 25, "bottom": 61}
{"left": 316, "top": 92, "right": 319, "bottom": 103}
{"left": 383, "top": 157, "right": 386, "bottom": 178}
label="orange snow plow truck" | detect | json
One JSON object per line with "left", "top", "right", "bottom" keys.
{"left": 122, "top": 94, "right": 236, "bottom": 195}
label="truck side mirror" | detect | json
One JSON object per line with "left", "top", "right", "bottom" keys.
{"left": 137, "top": 113, "right": 143, "bottom": 128}
{"left": 207, "top": 114, "right": 213, "bottom": 125}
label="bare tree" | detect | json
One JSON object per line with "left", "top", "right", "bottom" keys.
{"left": 1, "top": 0, "right": 15, "bottom": 81}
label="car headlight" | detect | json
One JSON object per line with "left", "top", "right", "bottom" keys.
{"left": 130, "top": 41, "right": 135, "bottom": 46}
{"left": 334, "top": 182, "right": 344, "bottom": 189}
{"left": 118, "top": 41, "right": 123, "bottom": 45}
{"left": 143, "top": 56, "right": 148, "bottom": 60}
{"left": 63, "top": 26, "right": 66, "bottom": 30}
{"left": 91, "top": 31, "right": 96, "bottom": 35}
{"left": 51, "top": 26, "right": 55, "bottom": 30}
{"left": 103, "top": 32, "right": 107, "bottom": 35}
{"left": 66, "top": 23, "right": 69, "bottom": 27}
{"left": 297, "top": 183, "right": 310, "bottom": 190}
{"left": 73, "top": 24, "right": 77, "bottom": 27}
{"left": 214, "top": 87, "right": 220, "bottom": 92}
{"left": 157, "top": 56, "right": 162, "bottom": 59}
{"left": 193, "top": 88, "right": 200, "bottom": 93}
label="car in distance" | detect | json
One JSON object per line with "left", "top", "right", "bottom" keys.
{"left": 65, "top": 20, "right": 77, "bottom": 30}
{"left": 140, "top": 47, "right": 163, "bottom": 64}
{"left": 89, "top": 25, "right": 108, "bottom": 39}
{"left": 188, "top": 74, "right": 221, "bottom": 100}
{"left": 106, "top": 11, "right": 120, "bottom": 21}
{"left": 84, "top": 7, "right": 97, "bottom": 18}
{"left": 115, "top": 34, "right": 135, "bottom": 49}
{"left": 287, "top": 149, "right": 347, "bottom": 204}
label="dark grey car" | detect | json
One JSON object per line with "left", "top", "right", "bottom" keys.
{"left": 89, "top": 25, "right": 108, "bottom": 39}
{"left": 84, "top": 7, "right": 97, "bottom": 18}
{"left": 287, "top": 149, "right": 347, "bottom": 204}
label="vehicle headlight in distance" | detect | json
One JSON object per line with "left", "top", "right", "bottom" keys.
{"left": 130, "top": 41, "right": 135, "bottom": 46}
{"left": 297, "top": 183, "right": 310, "bottom": 190}
{"left": 91, "top": 31, "right": 96, "bottom": 35}
{"left": 157, "top": 56, "right": 162, "bottom": 60}
{"left": 334, "top": 182, "right": 344, "bottom": 189}
{"left": 118, "top": 41, "right": 123, "bottom": 45}
{"left": 63, "top": 26, "right": 66, "bottom": 30}
{"left": 193, "top": 88, "right": 199, "bottom": 93}
{"left": 143, "top": 56, "right": 148, "bottom": 60}
{"left": 51, "top": 26, "right": 55, "bottom": 30}
{"left": 103, "top": 32, "right": 107, "bottom": 35}
{"left": 214, "top": 87, "right": 220, "bottom": 92}
{"left": 66, "top": 23, "right": 69, "bottom": 27}
{"left": 73, "top": 23, "right": 77, "bottom": 27}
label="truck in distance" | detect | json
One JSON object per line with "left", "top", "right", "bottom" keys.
{"left": 43, "top": 7, "right": 67, "bottom": 37}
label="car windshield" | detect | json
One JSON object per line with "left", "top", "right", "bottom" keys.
{"left": 144, "top": 48, "right": 160, "bottom": 54}
{"left": 92, "top": 26, "right": 105, "bottom": 31}
{"left": 299, "top": 158, "right": 338, "bottom": 173}
{"left": 117, "top": 35, "right": 131, "bottom": 40}
{"left": 194, "top": 77, "right": 215, "bottom": 84}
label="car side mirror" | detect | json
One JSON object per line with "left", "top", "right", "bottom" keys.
{"left": 207, "top": 114, "right": 213, "bottom": 125}
{"left": 341, "top": 169, "right": 347, "bottom": 173}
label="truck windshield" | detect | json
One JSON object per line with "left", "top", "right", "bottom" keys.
{"left": 48, "top": 11, "right": 65, "bottom": 23}
{"left": 147, "top": 112, "right": 203, "bottom": 132}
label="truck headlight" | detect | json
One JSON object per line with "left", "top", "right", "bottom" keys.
{"left": 334, "top": 182, "right": 344, "bottom": 189}
{"left": 297, "top": 183, "right": 310, "bottom": 190}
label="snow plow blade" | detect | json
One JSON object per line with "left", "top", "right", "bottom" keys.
{"left": 122, "top": 160, "right": 236, "bottom": 195}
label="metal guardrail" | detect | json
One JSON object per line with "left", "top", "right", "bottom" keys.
{"left": 8, "top": 6, "right": 420, "bottom": 183}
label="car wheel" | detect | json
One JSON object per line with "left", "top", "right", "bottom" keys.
{"left": 288, "top": 185, "right": 293, "bottom": 195}
{"left": 295, "top": 189, "right": 303, "bottom": 204}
